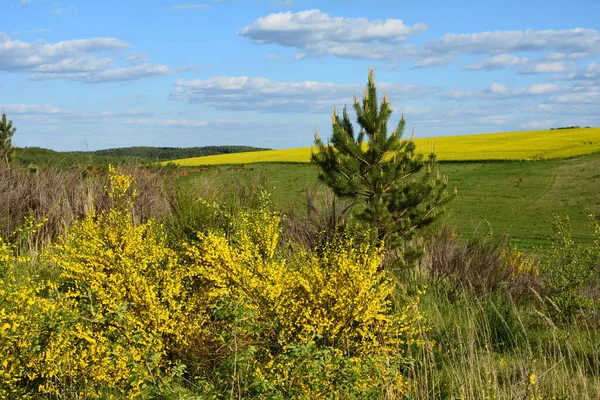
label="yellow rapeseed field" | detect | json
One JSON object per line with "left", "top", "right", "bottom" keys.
{"left": 168, "top": 127, "right": 600, "bottom": 165}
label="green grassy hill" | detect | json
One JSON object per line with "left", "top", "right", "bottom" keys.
{"left": 180, "top": 153, "right": 600, "bottom": 250}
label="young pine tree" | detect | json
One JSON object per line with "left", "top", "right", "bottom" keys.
{"left": 312, "top": 69, "right": 454, "bottom": 252}
{"left": 0, "top": 111, "right": 16, "bottom": 168}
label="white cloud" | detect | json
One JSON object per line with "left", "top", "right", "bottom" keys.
{"left": 51, "top": 8, "right": 65, "bottom": 15}
{"left": 418, "top": 28, "right": 600, "bottom": 68}
{"left": 443, "top": 82, "right": 563, "bottom": 100}
{"left": 0, "top": 32, "right": 128, "bottom": 72}
{"left": 31, "top": 57, "right": 114, "bottom": 72}
{"left": 547, "top": 91, "right": 600, "bottom": 103}
{"left": 522, "top": 61, "right": 576, "bottom": 74}
{"left": 422, "top": 28, "right": 600, "bottom": 58}
{"left": 171, "top": 76, "right": 439, "bottom": 112}
{"left": 467, "top": 54, "right": 527, "bottom": 70}
{"left": 241, "top": 14, "right": 600, "bottom": 66}
{"left": 171, "top": 4, "right": 211, "bottom": 10}
{"left": 1, "top": 104, "right": 72, "bottom": 115}
{"left": 527, "top": 84, "right": 562, "bottom": 94}
{"left": 555, "top": 62, "right": 600, "bottom": 82}
{"left": 415, "top": 56, "right": 452, "bottom": 68}
{"left": 0, "top": 32, "right": 182, "bottom": 83}
{"left": 30, "top": 63, "right": 175, "bottom": 83}
{"left": 240, "top": 9, "right": 426, "bottom": 60}
{"left": 531, "top": 102, "right": 599, "bottom": 115}
{"left": 467, "top": 53, "right": 587, "bottom": 74}
{"left": 545, "top": 52, "right": 590, "bottom": 60}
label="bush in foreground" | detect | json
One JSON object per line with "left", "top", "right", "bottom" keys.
{"left": 0, "top": 167, "right": 423, "bottom": 398}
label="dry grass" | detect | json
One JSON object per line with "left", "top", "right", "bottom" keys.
{"left": 0, "top": 165, "right": 177, "bottom": 249}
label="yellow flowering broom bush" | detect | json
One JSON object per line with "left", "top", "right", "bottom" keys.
{"left": 0, "top": 167, "right": 424, "bottom": 398}
{"left": 183, "top": 195, "right": 424, "bottom": 398}
{"left": 1, "top": 167, "right": 194, "bottom": 398}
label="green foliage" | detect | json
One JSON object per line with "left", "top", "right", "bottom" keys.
{"left": 0, "top": 111, "right": 16, "bottom": 168}
{"left": 539, "top": 214, "right": 599, "bottom": 324}
{"left": 312, "top": 69, "right": 453, "bottom": 251}
{"left": 182, "top": 197, "right": 423, "bottom": 397}
{"left": 179, "top": 153, "right": 600, "bottom": 252}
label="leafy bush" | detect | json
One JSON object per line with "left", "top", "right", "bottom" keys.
{"left": 182, "top": 196, "right": 423, "bottom": 397}
{"left": 539, "top": 214, "right": 600, "bottom": 324}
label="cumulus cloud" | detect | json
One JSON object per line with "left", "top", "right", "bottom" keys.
{"left": 0, "top": 32, "right": 128, "bottom": 71}
{"left": 443, "top": 82, "right": 564, "bottom": 100}
{"left": 421, "top": 28, "right": 600, "bottom": 59}
{"left": 555, "top": 62, "right": 600, "bottom": 82}
{"left": 521, "top": 61, "right": 576, "bottom": 74}
{"left": 419, "top": 28, "right": 600, "bottom": 68}
{"left": 239, "top": 9, "right": 426, "bottom": 60}
{"left": 467, "top": 54, "right": 528, "bottom": 71}
{"left": 240, "top": 14, "right": 600, "bottom": 66}
{"left": 467, "top": 51, "right": 589, "bottom": 73}
{"left": 30, "top": 63, "right": 176, "bottom": 83}
{"left": 171, "top": 76, "right": 439, "bottom": 112}
{"left": 0, "top": 32, "right": 182, "bottom": 83}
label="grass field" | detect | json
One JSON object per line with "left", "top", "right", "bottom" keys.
{"left": 181, "top": 152, "right": 600, "bottom": 250}
{"left": 169, "top": 127, "right": 600, "bottom": 165}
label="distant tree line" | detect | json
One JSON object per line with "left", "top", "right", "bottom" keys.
{"left": 14, "top": 145, "right": 270, "bottom": 168}
{"left": 550, "top": 126, "right": 592, "bottom": 130}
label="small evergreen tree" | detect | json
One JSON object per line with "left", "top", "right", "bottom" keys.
{"left": 312, "top": 69, "right": 454, "bottom": 253}
{"left": 0, "top": 110, "right": 16, "bottom": 168}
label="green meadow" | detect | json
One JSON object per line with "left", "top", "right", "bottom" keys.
{"left": 180, "top": 152, "right": 600, "bottom": 250}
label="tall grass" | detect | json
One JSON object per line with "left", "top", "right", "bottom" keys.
{"left": 0, "top": 164, "right": 177, "bottom": 250}
{"left": 410, "top": 288, "right": 600, "bottom": 399}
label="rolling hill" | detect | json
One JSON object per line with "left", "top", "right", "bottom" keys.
{"left": 167, "top": 127, "right": 600, "bottom": 165}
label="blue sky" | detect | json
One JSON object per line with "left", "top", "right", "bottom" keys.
{"left": 2, "top": 0, "right": 599, "bottom": 151}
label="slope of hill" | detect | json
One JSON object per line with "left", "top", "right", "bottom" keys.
{"left": 168, "top": 127, "right": 600, "bottom": 165}
{"left": 180, "top": 152, "right": 600, "bottom": 250}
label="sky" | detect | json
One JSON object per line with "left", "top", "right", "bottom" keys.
{"left": 2, "top": 0, "right": 599, "bottom": 151}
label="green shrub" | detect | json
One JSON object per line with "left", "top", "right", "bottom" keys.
{"left": 540, "top": 214, "right": 599, "bottom": 324}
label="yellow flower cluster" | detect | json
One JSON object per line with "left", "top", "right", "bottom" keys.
{"left": 184, "top": 201, "right": 423, "bottom": 396}
{"left": 508, "top": 250, "right": 539, "bottom": 277}
{"left": 168, "top": 127, "right": 600, "bottom": 165}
